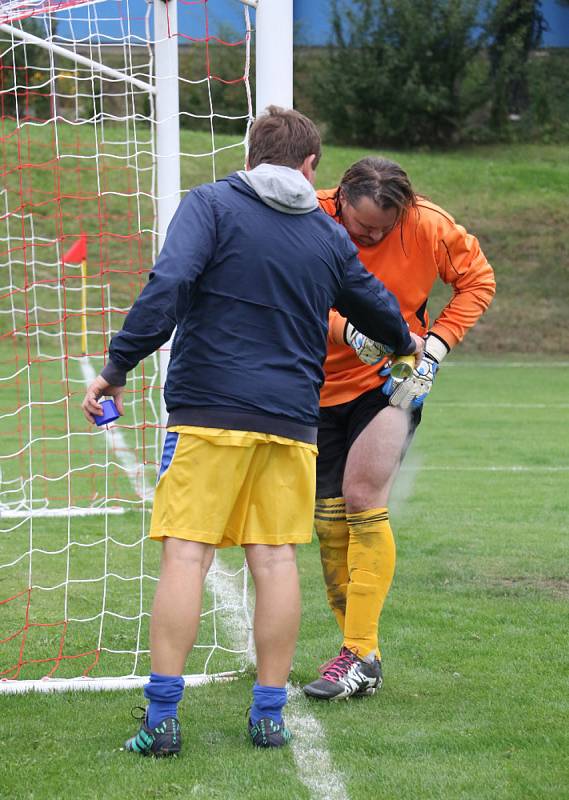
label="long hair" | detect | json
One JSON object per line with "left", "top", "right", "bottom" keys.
{"left": 335, "top": 157, "right": 417, "bottom": 226}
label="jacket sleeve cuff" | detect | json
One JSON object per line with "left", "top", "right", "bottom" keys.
{"left": 399, "top": 330, "right": 415, "bottom": 356}
{"left": 100, "top": 360, "right": 128, "bottom": 387}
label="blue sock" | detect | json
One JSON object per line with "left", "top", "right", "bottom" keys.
{"left": 144, "top": 673, "right": 185, "bottom": 728}
{"left": 250, "top": 683, "right": 287, "bottom": 725}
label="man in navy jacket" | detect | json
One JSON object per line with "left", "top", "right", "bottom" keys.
{"left": 82, "top": 106, "right": 422, "bottom": 755}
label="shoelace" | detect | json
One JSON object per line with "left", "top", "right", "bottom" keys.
{"left": 319, "top": 647, "right": 358, "bottom": 682}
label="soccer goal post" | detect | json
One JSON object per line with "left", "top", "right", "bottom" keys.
{"left": 0, "top": 0, "right": 293, "bottom": 693}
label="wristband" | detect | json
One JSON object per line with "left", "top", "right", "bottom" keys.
{"left": 424, "top": 333, "right": 450, "bottom": 364}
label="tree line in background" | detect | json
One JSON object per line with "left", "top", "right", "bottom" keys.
{"left": 302, "top": 0, "right": 569, "bottom": 146}
{"left": 1, "top": 0, "right": 568, "bottom": 147}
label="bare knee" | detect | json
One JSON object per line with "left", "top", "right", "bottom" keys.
{"left": 162, "top": 537, "right": 214, "bottom": 579}
{"left": 245, "top": 543, "right": 297, "bottom": 580}
{"left": 343, "top": 478, "right": 390, "bottom": 513}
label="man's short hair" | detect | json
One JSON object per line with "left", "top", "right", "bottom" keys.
{"left": 248, "top": 106, "right": 321, "bottom": 170}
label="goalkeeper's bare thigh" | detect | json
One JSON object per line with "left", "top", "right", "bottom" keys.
{"left": 317, "top": 388, "right": 421, "bottom": 500}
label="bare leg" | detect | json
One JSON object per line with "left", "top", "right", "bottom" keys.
{"left": 150, "top": 537, "right": 215, "bottom": 675}
{"left": 245, "top": 543, "right": 300, "bottom": 686}
{"left": 343, "top": 406, "right": 410, "bottom": 510}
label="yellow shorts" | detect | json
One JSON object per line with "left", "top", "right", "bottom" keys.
{"left": 149, "top": 426, "right": 317, "bottom": 548}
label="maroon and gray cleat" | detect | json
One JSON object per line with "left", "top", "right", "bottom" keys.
{"left": 303, "top": 646, "right": 383, "bottom": 700}
{"left": 248, "top": 716, "right": 292, "bottom": 748}
{"left": 123, "top": 708, "right": 181, "bottom": 757}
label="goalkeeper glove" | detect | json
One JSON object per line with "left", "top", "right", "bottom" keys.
{"left": 380, "top": 362, "right": 406, "bottom": 400}
{"left": 344, "top": 322, "right": 392, "bottom": 366}
{"left": 382, "top": 333, "right": 449, "bottom": 410}
{"left": 388, "top": 353, "right": 438, "bottom": 409}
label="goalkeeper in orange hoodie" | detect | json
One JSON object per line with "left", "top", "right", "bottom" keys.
{"left": 304, "top": 157, "right": 496, "bottom": 700}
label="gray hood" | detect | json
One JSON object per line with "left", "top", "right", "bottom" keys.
{"left": 237, "top": 163, "right": 318, "bottom": 215}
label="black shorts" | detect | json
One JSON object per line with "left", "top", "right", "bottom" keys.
{"left": 316, "top": 388, "right": 422, "bottom": 499}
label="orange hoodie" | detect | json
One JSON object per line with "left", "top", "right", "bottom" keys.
{"left": 319, "top": 189, "right": 496, "bottom": 407}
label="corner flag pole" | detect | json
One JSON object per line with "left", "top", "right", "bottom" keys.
{"left": 61, "top": 234, "right": 88, "bottom": 355}
{"left": 80, "top": 256, "right": 88, "bottom": 355}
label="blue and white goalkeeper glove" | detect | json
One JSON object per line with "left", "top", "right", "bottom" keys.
{"left": 384, "top": 334, "right": 449, "bottom": 410}
{"left": 344, "top": 322, "right": 392, "bottom": 366}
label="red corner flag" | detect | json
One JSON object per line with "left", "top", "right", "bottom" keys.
{"left": 62, "top": 234, "right": 87, "bottom": 264}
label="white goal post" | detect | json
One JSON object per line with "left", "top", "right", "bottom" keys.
{"left": 0, "top": 0, "right": 293, "bottom": 693}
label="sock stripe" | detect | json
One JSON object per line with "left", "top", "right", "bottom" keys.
{"left": 315, "top": 499, "right": 346, "bottom": 518}
{"left": 347, "top": 513, "right": 389, "bottom": 526}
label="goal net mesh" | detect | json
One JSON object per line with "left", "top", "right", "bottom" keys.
{"left": 0, "top": 0, "right": 255, "bottom": 689}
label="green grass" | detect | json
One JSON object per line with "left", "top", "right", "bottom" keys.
{"left": 1, "top": 359, "right": 568, "bottom": 799}
{"left": 2, "top": 129, "right": 568, "bottom": 796}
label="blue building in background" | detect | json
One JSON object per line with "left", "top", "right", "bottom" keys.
{"left": 293, "top": 0, "right": 569, "bottom": 47}
{"left": 50, "top": 0, "right": 569, "bottom": 48}
{"left": 540, "top": 0, "right": 569, "bottom": 44}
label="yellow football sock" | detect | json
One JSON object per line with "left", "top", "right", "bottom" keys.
{"left": 343, "top": 508, "right": 396, "bottom": 660}
{"left": 314, "top": 497, "right": 349, "bottom": 633}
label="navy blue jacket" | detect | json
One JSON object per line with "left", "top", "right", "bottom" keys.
{"left": 102, "top": 174, "right": 413, "bottom": 443}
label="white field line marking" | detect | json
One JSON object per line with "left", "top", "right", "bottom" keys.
{"left": 285, "top": 454, "right": 422, "bottom": 800}
{"left": 204, "top": 560, "right": 254, "bottom": 665}
{"left": 237, "top": 561, "right": 349, "bottom": 800}
{"left": 431, "top": 402, "right": 569, "bottom": 409}
{"left": 279, "top": 447, "right": 422, "bottom": 800}
{"left": 212, "top": 554, "right": 348, "bottom": 800}
{"left": 287, "top": 686, "right": 347, "bottom": 800}
{"left": 400, "top": 465, "right": 569, "bottom": 473}
{"left": 444, "top": 361, "right": 569, "bottom": 368}
{"left": 79, "top": 359, "right": 153, "bottom": 500}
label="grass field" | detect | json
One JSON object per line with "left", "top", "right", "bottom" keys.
{"left": 1, "top": 359, "right": 568, "bottom": 799}
{"left": 2, "top": 133, "right": 568, "bottom": 797}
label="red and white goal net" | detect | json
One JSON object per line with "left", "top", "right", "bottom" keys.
{"left": 0, "top": 0, "right": 256, "bottom": 691}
